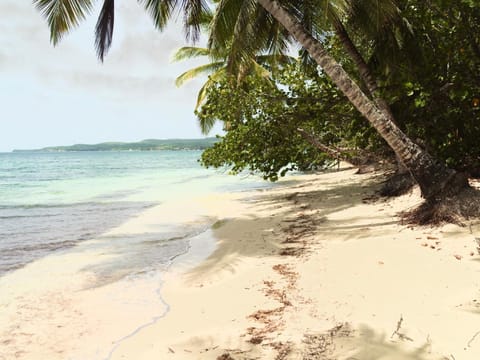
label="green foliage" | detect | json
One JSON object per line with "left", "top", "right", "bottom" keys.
{"left": 383, "top": 0, "right": 480, "bottom": 173}
{"left": 198, "top": 60, "right": 373, "bottom": 181}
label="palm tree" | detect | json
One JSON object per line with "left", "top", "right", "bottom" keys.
{"left": 172, "top": 46, "right": 278, "bottom": 107}
{"left": 173, "top": 45, "right": 281, "bottom": 133}
{"left": 34, "top": 0, "right": 468, "bottom": 202}
{"left": 211, "top": 0, "right": 467, "bottom": 200}
{"left": 172, "top": 5, "right": 295, "bottom": 132}
{"left": 172, "top": 46, "right": 229, "bottom": 112}
{"left": 172, "top": 44, "right": 296, "bottom": 134}
{"left": 33, "top": 0, "right": 210, "bottom": 61}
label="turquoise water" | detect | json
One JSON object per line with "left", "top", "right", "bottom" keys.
{"left": 0, "top": 151, "right": 268, "bottom": 276}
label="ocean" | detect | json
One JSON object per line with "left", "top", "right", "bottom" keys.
{"left": 0, "top": 150, "right": 268, "bottom": 279}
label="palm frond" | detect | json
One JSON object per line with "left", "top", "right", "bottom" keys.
{"left": 138, "top": 0, "right": 174, "bottom": 31}
{"left": 95, "top": 0, "right": 115, "bottom": 62}
{"left": 171, "top": 47, "right": 211, "bottom": 62}
{"left": 182, "top": 0, "right": 211, "bottom": 42}
{"left": 345, "top": 0, "right": 419, "bottom": 76}
{"left": 175, "top": 62, "right": 226, "bottom": 87}
{"left": 34, "top": 0, "right": 94, "bottom": 45}
{"left": 138, "top": 0, "right": 209, "bottom": 42}
{"left": 250, "top": 60, "right": 272, "bottom": 79}
{"left": 196, "top": 70, "right": 228, "bottom": 133}
{"left": 227, "top": 0, "right": 261, "bottom": 73}
{"left": 255, "top": 54, "right": 296, "bottom": 66}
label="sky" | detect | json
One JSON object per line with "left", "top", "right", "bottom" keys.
{"left": 0, "top": 1, "right": 221, "bottom": 152}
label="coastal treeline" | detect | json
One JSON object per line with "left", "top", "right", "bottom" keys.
{"left": 34, "top": 0, "right": 480, "bottom": 223}
{"left": 15, "top": 138, "right": 218, "bottom": 152}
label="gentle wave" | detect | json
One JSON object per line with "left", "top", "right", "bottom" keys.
{"left": 0, "top": 201, "right": 157, "bottom": 276}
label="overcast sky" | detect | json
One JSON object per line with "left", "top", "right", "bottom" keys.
{"left": 0, "top": 1, "right": 220, "bottom": 152}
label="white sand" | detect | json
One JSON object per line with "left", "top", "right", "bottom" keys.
{"left": 2, "top": 167, "right": 480, "bottom": 359}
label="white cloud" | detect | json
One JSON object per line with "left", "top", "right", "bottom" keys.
{"left": 0, "top": 0, "right": 216, "bottom": 152}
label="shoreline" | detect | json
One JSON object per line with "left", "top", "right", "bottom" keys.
{"left": 0, "top": 186, "right": 258, "bottom": 360}
{"left": 110, "top": 167, "right": 480, "bottom": 359}
{"left": 2, "top": 167, "right": 480, "bottom": 359}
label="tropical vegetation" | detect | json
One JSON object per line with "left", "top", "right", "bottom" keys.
{"left": 33, "top": 0, "right": 480, "bottom": 223}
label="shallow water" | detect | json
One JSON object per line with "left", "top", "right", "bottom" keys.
{"left": 0, "top": 150, "right": 278, "bottom": 360}
{"left": 0, "top": 150, "right": 268, "bottom": 278}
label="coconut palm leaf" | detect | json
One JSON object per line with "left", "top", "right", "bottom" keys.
{"left": 209, "top": 0, "right": 245, "bottom": 52}
{"left": 175, "top": 62, "right": 226, "bottom": 87}
{"left": 33, "top": 0, "right": 94, "bottom": 45}
{"left": 95, "top": 0, "right": 115, "bottom": 61}
{"left": 172, "top": 47, "right": 211, "bottom": 62}
{"left": 250, "top": 59, "right": 272, "bottom": 79}
{"left": 197, "top": 70, "right": 228, "bottom": 132}
{"left": 344, "top": 0, "right": 418, "bottom": 75}
{"left": 138, "top": 0, "right": 210, "bottom": 42}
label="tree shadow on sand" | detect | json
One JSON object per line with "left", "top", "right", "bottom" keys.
{"left": 313, "top": 324, "right": 445, "bottom": 360}
{"left": 184, "top": 171, "right": 388, "bottom": 281}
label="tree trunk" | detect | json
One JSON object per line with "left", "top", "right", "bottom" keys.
{"left": 297, "top": 128, "right": 370, "bottom": 167}
{"left": 333, "top": 21, "right": 395, "bottom": 123}
{"left": 333, "top": 20, "right": 409, "bottom": 175}
{"left": 257, "top": 0, "right": 468, "bottom": 201}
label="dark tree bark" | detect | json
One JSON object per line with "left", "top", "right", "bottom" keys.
{"left": 297, "top": 128, "right": 372, "bottom": 168}
{"left": 257, "top": 0, "right": 468, "bottom": 201}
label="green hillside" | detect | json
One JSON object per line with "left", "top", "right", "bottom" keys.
{"left": 14, "top": 138, "right": 218, "bottom": 152}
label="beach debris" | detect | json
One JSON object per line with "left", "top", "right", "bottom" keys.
{"left": 248, "top": 336, "right": 264, "bottom": 344}
{"left": 271, "top": 341, "right": 292, "bottom": 360}
{"left": 454, "top": 254, "right": 463, "bottom": 260}
{"left": 475, "top": 237, "right": 480, "bottom": 254}
{"left": 246, "top": 265, "right": 300, "bottom": 354}
{"left": 467, "top": 330, "right": 480, "bottom": 348}
{"left": 280, "top": 247, "right": 302, "bottom": 256}
{"left": 302, "top": 323, "right": 351, "bottom": 360}
{"left": 272, "top": 264, "right": 298, "bottom": 289}
{"left": 201, "top": 345, "right": 219, "bottom": 353}
{"left": 427, "top": 236, "right": 439, "bottom": 240}
{"left": 391, "top": 315, "right": 414, "bottom": 342}
{"left": 217, "top": 353, "right": 235, "bottom": 360}
{"left": 168, "top": 347, "right": 175, "bottom": 353}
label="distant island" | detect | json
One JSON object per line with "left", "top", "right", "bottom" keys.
{"left": 13, "top": 138, "right": 219, "bottom": 152}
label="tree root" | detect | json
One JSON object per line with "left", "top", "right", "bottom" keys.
{"left": 402, "top": 187, "right": 480, "bottom": 226}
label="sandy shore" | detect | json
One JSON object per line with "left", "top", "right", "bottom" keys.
{"left": 108, "top": 167, "right": 480, "bottom": 359}
{"left": 3, "top": 167, "right": 480, "bottom": 359}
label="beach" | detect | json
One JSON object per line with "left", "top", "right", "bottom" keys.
{"left": 2, "top": 165, "right": 480, "bottom": 359}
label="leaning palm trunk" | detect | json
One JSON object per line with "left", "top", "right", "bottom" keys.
{"left": 333, "top": 21, "right": 395, "bottom": 123}
{"left": 333, "top": 20, "right": 408, "bottom": 174}
{"left": 297, "top": 128, "right": 372, "bottom": 168}
{"left": 256, "top": 0, "right": 467, "bottom": 201}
